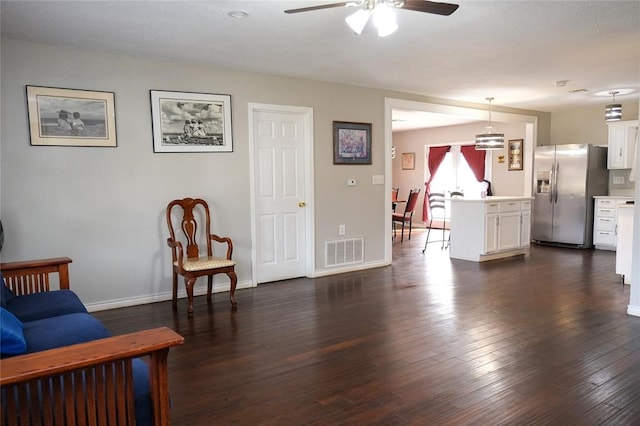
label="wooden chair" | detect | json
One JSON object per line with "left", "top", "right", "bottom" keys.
{"left": 391, "top": 187, "right": 400, "bottom": 212}
{"left": 392, "top": 189, "right": 421, "bottom": 242}
{"left": 166, "top": 198, "right": 237, "bottom": 315}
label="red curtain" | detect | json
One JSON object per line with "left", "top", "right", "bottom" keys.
{"left": 422, "top": 146, "right": 451, "bottom": 221}
{"left": 460, "top": 145, "right": 486, "bottom": 182}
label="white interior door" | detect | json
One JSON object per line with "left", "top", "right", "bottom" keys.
{"left": 250, "top": 105, "right": 313, "bottom": 284}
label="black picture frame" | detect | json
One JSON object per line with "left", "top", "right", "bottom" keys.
{"left": 150, "top": 90, "right": 233, "bottom": 153}
{"left": 333, "top": 121, "right": 372, "bottom": 165}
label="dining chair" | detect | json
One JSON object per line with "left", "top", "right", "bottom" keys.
{"left": 392, "top": 188, "right": 421, "bottom": 242}
{"left": 166, "top": 198, "right": 237, "bottom": 315}
{"left": 392, "top": 187, "right": 400, "bottom": 212}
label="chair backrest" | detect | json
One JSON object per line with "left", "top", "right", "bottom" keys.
{"left": 450, "top": 190, "right": 464, "bottom": 198}
{"left": 391, "top": 187, "right": 399, "bottom": 203}
{"left": 404, "top": 189, "right": 421, "bottom": 214}
{"left": 428, "top": 192, "right": 446, "bottom": 214}
{"left": 166, "top": 198, "right": 212, "bottom": 259}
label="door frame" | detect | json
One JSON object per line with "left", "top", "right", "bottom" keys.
{"left": 384, "top": 98, "right": 538, "bottom": 264}
{"left": 248, "top": 103, "right": 315, "bottom": 285}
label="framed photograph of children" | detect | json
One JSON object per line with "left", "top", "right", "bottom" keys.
{"left": 26, "top": 85, "right": 117, "bottom": 147}
{"left": 333, "top": 121, "right": 372, "bottom": 165}
{"left": 150, "top": 90, "right": 233, "bottom": 153}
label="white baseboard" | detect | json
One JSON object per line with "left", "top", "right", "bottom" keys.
{"left": 627, "top": 304, "right": 640, "bottom": 317}
{"left": 85, "top": 279, "right": 255, "bottom": 312}
{"left": 310, "top": 260, "right": 388, "bottom": 278}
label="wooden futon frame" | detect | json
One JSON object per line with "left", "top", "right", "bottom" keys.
{"left": 0, "top": 257, "right": 184, "bottom": 425}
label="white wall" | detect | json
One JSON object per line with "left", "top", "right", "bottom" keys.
{"left": 0, "top": 38, "right": 552, "bottom": 310}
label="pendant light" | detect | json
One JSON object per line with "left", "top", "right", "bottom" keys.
{"left": 605, "top": 91, "right": 622, "bottom": 122}
{"left": 475, "top": 97, "right": 505, "bottom": 150}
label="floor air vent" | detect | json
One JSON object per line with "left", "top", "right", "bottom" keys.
{"left": 325, "top": 238, "right": 364, "bottom": 268}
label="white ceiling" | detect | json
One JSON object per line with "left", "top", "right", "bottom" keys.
{"left": 2, "top": 0, "right": 639, "bottom": 130}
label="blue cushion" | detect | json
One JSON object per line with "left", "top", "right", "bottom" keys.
{"left": 6, "top": 290, "right": 87, "bottom": 322}
{"left": 22, "top": 312, "right": 111, "bottom": 354}
{"left": 0, "top": 307, "right": 26, "bottom": 355}
{"left": 133, "top": 357, "right": 153, "bottom": 426}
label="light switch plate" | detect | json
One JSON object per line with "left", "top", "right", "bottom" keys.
{"left": 613, "top": 176, "right": 625, "bottom": 184}
{"left": 372, "top": 175, "right": 385, "bottom": 185}
{"left": 347, "top": 179, "right": 357, "bottom": 186}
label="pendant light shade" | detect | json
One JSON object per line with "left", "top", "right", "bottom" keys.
{"left": 605, "top": 91, "right": 622, "bottom": 122}
{"left": 476, "top": 97, "right": 505, "bottom": 150}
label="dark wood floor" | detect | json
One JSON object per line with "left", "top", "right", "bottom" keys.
{"left": 93, "top": 229, "right": 640, "bottom": 425}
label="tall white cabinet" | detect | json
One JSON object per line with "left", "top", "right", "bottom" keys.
{"left": 607, "top": 120, "right": 638, "bottom": 169}
{"left": 450, "top": 197, "right": 532, "bottom": 262}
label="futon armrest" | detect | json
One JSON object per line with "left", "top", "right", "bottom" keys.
{"left": 0, "top": 256, "right": 72, "bottom": 294}
{"left": 1, "top": 327, "right": 185, "bottom": 426}
{"left": 0, "top": 327, "right": 184, "bottom": 384}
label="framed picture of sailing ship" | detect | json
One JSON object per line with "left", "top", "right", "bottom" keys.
{"left": 150, "top": 90, "right": 233, "bottom": 153}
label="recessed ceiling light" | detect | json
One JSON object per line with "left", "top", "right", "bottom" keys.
{"left": 228, "top": 10, "right": 249, "bottom": 18}
{"left": 568, "top": 89, "right": 588, "bottom": 94}
{"left": 594, "top": 88, "right": 635, "bottom": 97}
{"left": 554, "top": 80, "right": 569, "bottom": 87}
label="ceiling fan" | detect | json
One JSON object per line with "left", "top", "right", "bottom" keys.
{"left": 284, "top": 0, "right": 459, "bottom": 37}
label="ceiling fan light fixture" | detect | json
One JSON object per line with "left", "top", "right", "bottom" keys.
{"left": 345, "top": 8, "right": 371, "bottom": 35}
{"left": 605, "top": 91, "right": 622, "bottom": 122}
{"left": 475, "top": 97, "right": 505, "bottom": 150}
{"left": 372, "top": 1, "right": 398, "bottom": 37}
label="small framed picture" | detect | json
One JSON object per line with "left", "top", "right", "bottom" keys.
{"left": 150, "top": 90, "right": 233, "bottom": 153}
{"left": 402, "top": 152, "right": 415, "bottom": 170}
{"left": 26, "top": 85, "right": 117, "bottom": 147}
{"left": 508, "top": 139, "right": 523, "bottom": 171}
{"left": 333, "top": 121, "right": 372, "bottom": 165}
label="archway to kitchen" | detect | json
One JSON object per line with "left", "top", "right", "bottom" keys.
{"left": 384, "top": 98, "right": 538, "bottom": 264}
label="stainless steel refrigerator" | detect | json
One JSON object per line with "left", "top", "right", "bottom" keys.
{"left": 532, "top": 144, "right": 608, "bottom": 247}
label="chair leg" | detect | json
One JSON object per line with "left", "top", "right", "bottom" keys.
{"left": 441, "top": 224, "right": 446, "bottom": 249}
{"left": 184, "top": 277, "right": 196, "bottom": 315}
{"left": 228, "top": 270, "right": 238, "bottom": 307}
{"left": 423, "top": 219, "right": 433, "bottom": 253}
{"left": 207, "top": 275, "right": 213, "bottom": 303}
{"left": 408, "top": 220, "right": 413, "bottom": 240}
{"left": 172, "top": 272, "right": 178, "bottom": 310}
{"left": 401, "top": 221, "right": 405, "bottom": 242}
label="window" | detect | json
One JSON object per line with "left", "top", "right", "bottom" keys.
{"left": 427, "top": 145, "right": 489, "bottom": 219}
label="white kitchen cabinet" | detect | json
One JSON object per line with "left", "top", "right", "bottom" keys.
{"left": 607, "top": 120, "right": 638, "bottom": 169}
{"left": 450, "top": 197, "right": 532, "bottom": 262}
{"left": 593, "top": 196, "right": 635, "bottom": 250}
{"left": 616, "top": 205, "right": 634, "bottom": 284}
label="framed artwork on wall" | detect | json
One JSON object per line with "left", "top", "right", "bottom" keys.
{"left": 508, "top": 139, "right": 523, "bottom": 171}
{"left": 402, "top": 152, "right": 415, "bottom": 170}
{"left": 333, "top": 121, "right": 372, "bottom": 164}
{"left": 26, "top": 85, "right": 117, "bottom": 147}
{"left": 150, "top": 90, "right": 233, "bottom": 153}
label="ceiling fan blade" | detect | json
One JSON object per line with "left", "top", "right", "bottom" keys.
{"left": 284, "top": 2, "right": 351, "bottom": 14}
{"left": 401, "top": 0, "right": 459, "bottom": 16}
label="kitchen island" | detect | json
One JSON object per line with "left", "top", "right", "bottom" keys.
{"left": 450, "top": 196, "right": 532, "bottom": 262}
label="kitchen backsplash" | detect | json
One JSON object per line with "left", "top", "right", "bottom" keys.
{"left": 609, "top": 169, "right": 636, "bottom": 196}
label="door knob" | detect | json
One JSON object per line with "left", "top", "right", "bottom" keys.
{"left": 298, "top": 202, "right": 306, "bottom": 208}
